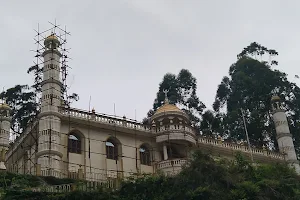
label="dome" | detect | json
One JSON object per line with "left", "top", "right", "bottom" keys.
{"left": 0, "top": 103, "right": 11, "bottom": 110}
{"left": 151, "top": 91, "right": 189, "bottom": 121}
{"left": 151, "top": 101, "right": 188, "bottom": 121}
{"left": 154, "top": 103, "right": 183, "bottom": 115}
{"left": 45, "top": 34, "right": 59, "bottom": 41}
{"left": 271, "top": 95, "right": 281, "bottom": 102}
{"left": 44, "top": 34, "right": 60, "bottom": 45}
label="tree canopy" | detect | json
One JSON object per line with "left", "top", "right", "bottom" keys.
{"left": 213, "top": 42, "right": 300, "bottom": 153}
{"left": 144, "top": 69, "right": 206, "bottom": 133}
{"left": 0, "top": 59, "right": 79, "bottom": 134}
{"left": 145, "top": 42, "right": 300, "bottom": 155}
{"left": 0, "top": 85, "right": 38, "bottom": 134}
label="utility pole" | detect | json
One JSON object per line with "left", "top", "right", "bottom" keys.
{"left": 240, "top": 108, "right": 254, "bottom": 162}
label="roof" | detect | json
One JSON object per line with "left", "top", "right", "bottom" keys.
{"left": 154, "top": 103, "right": 183, "bottom": 115}
{"left": 45, "top": 34, "right": 59, "bottom": 41}
{"left": 46, "top": 34, "right": 58, "bottom": 40}
{"left": 151, "top": 92, "right": 187, "bottom": 120}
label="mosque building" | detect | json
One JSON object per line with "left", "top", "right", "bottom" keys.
{"left": 0, "top": 33, "right": 299, "bottom": 184}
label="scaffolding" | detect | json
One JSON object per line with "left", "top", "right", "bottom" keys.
{"left": 24, "top": 21, "right": 71, "bottom": 176}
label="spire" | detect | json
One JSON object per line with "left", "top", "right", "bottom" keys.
{"left": 163, "top": 89, "right": 169, "bottom": 104}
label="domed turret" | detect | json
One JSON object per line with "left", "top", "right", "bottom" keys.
{"left": 153, "top": 90, "right": 196, "bottom": 176}
{"left": 0, "top": 100, "right": 11, "bottom": 170}
{"left": 152, "top": 90, "right": 196, "bottom": 152}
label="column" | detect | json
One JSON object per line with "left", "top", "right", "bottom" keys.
{"left": 163, "top": 144, "right": 168, "bottom": 160}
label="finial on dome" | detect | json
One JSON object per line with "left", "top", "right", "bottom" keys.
{"left": 163, "top": 89, "right": 169, "bottom": 104}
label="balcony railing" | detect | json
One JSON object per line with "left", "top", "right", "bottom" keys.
{"left": 59, "top": 107, "right": 196, "bottom": 135}
{"left": 157, "top": 158, "right": 187, "bottom": 171}
{"left": 59, "top": 107, "right": 151, "bottom": 132}
{"left": 154, "top": 125, "right": 195, "bottom": 135}
{"left": 197, "top": 137, "right": 285, "bottom": 160}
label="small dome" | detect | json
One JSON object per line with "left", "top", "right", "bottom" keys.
{"left": 0, "top": 103, "right": 11, "bottom": 110}
{"left": 151, "top": 102, "right": 188, "bottom": 121}
{"left": 151, "top": 90, "right": 188, "bottom": 121}
{"left": 271, "top": 95, "right": 281, "bottom": 102}
{"left": 44, "top": 34, "right": 60, "bottom": 45}
{"left": 154, "top": 104, "right": 183, "bottom": 115}
{"left": 45, "top": 34, "right": 59, "bottom": 41}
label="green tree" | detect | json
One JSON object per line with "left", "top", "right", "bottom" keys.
{"left": 0, "top": 58, "right": 79, "bottom": 135}
{"left": 144, "top": 69, "right": 206, "bottom": 133}
{"left": 0, "top": 85, "right": 38, "bottom": 134}
{"left": 200, "top": 110, "right": 224, "bottom": 137}
{"left": 213, "top": 42, "right": 300, "bottom": 153}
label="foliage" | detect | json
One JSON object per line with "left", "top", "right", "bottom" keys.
{"left": 1, "top": 55, "right": 80, "bottom": 135}
{"left": 116, "top": 150, "right": 300, "bottom": 200}
{"left": 200, "top": 110, "right": 225, "bottom": 137}
{"left": 0, "top": 85, "right": 38, "bottom": 134}
{"left": 144, "top": 69, "right": 206, "bottom": 133}
{"left": 40, "top": 176, "right": 77, "bottom": 186}
{"left": 213, "top": 42, "right": 300, "bottom": 152}
{"left": 0, "top": 172, "right": 42, "bottom": 189}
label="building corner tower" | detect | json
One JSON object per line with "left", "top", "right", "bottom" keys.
{"left": 0, "top": 102, "right": 11, "bottom": 170}
{"left": 36, "top": 34, "right": 63, "bottom": 177}
{"left": 271, "top": 95, "right": 300, "bottom": 174}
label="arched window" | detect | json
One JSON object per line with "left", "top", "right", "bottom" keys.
{"left": 140, "top": 144, "right": 151, "bottom": 166}
{"left": 68, "top": 134, "right": 81, "bottom": 154}
{"left": 106, "top": 138, "right": 118, "bottom": 160}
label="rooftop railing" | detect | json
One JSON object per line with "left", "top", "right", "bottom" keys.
{"left": 198, "top": 137, "right": 285, "bottom": 160}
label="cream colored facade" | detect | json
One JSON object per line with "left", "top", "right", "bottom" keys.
{"left": 1, "top": 34, "right": 299, "bottom": 183}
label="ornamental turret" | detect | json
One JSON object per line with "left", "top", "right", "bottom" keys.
{"left": 37, "top": 33, "right": 63, "bottom": 177}
{"left": 271, "top": 95, "right": 300, "bottom": 174}
{"left": 151, "top": 90, "right": 196, "bottom": 161}
{"left": 0, "top": 102, "right": 12, "bottom": 170}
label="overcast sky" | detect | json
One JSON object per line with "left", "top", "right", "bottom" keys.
{"left": 1, "top": 0, "right": 299, "bottom": 121}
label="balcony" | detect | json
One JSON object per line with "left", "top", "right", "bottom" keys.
{"left": 156, "top": 158, "right": 187, "bottom": 175}
{"left": 155, "top": 125, "right": 196, "bottom": 144}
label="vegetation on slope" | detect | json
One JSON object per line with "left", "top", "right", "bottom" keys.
{"left": 2, "top": 150, "right": 300, "bottom": 200}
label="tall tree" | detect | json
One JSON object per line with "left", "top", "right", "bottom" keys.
{"left": 0, "top": 85, "right": 38, "bottom": 134}
{"left": 144, "top": 69, "right": 206, "bottom": 133}
{"left": 1, "top": 54, "right": 79, "bottom": 134}
{"left": 214, "top": 42, "right": 300, "bottom": 153}
{"left": 200, "top": 110, "right": 224, "bottom": 137}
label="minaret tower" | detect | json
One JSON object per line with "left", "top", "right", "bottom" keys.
{"left": 0, "top": 101, "right": 11, "bottom": 170}
{"left": 36, "top": 33, "right": 63, "bottom": 177}
{"left": 271, "top": 95, "right": 300, "bottom": 174}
